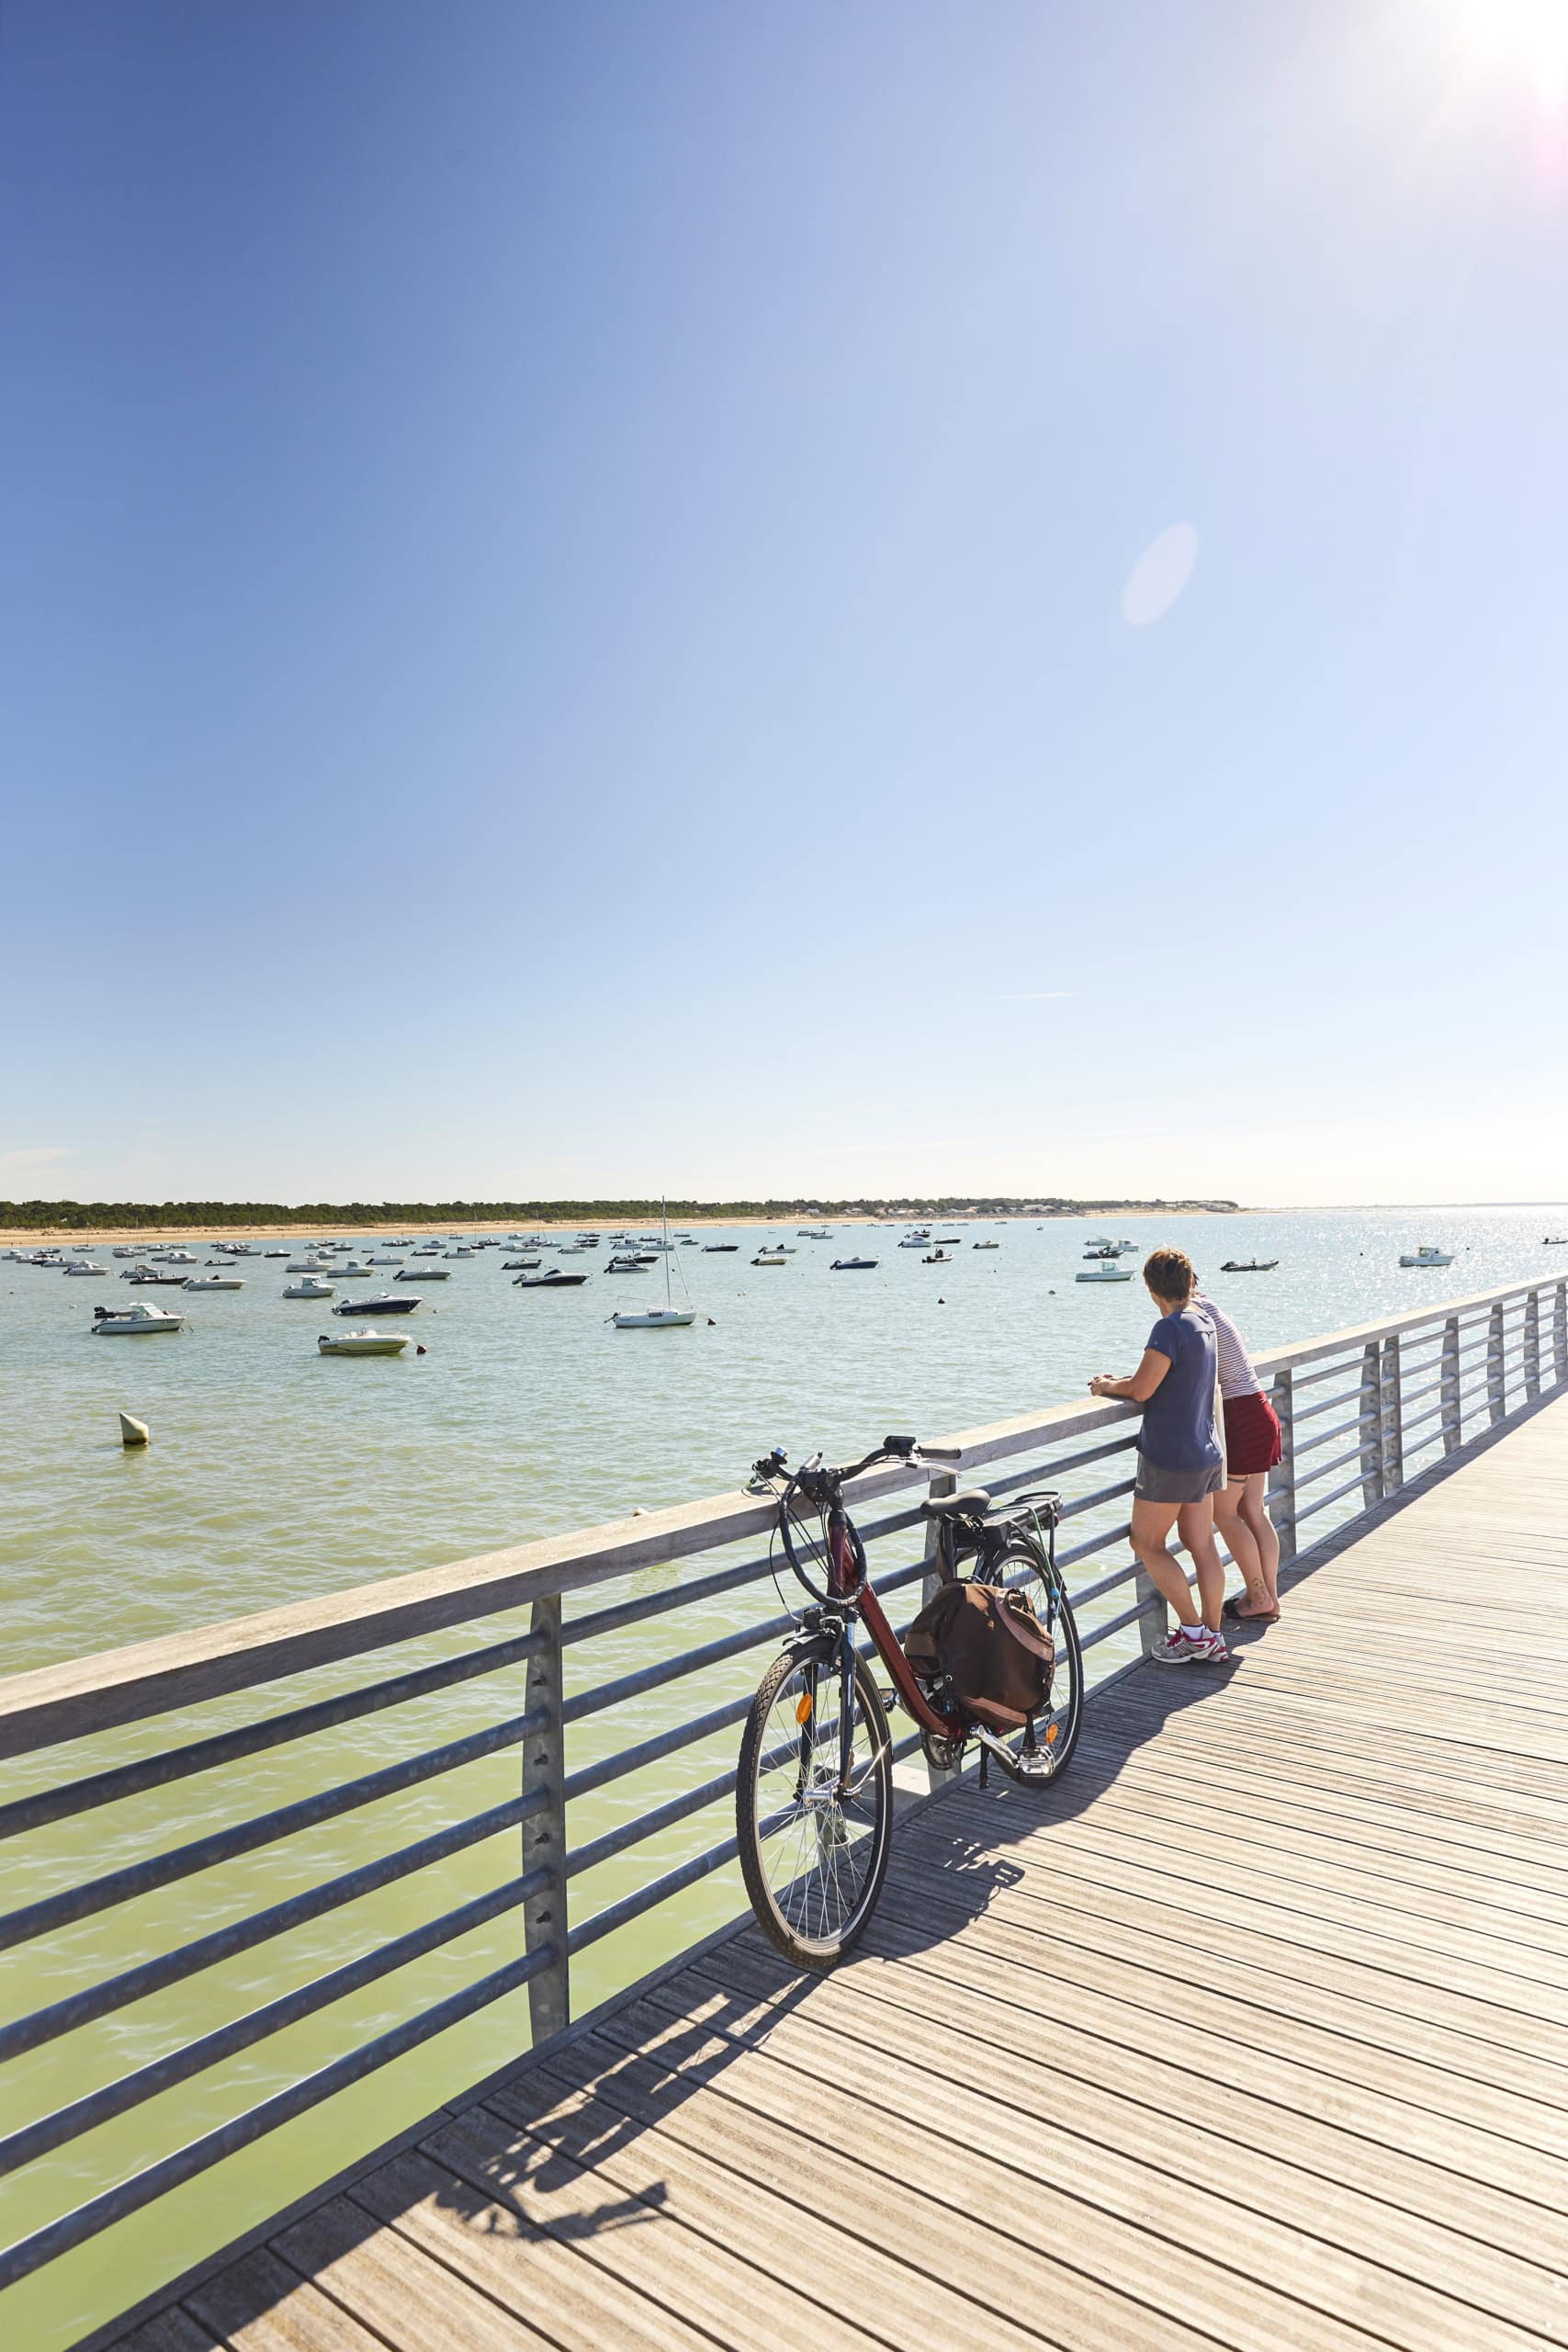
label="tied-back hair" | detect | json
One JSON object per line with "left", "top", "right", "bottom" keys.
{"left": 1144, "top": 1246, "right": 1196, "bottom": 1304}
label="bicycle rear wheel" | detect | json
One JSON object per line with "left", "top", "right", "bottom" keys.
{"left": 737, "top": 1646, "right": 893, "bottom": 1971}
{"left": 992, "top": 1537, "right": 1084, "bottom": 1781}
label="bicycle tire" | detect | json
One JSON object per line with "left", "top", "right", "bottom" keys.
{"left": 737, "top": 1646, "right": 893, "bottom": 1971}
{"left": 992, "top": 1536, "right": 1085, "bottom": 1781}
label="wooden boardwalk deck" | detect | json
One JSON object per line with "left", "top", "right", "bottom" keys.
{"left": 111, "top": 1396, "right": 1568, "bottom": 2352}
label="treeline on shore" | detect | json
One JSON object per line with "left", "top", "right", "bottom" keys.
{"left": 2, "top": 1194, "right": 1239, "bottom": 1232}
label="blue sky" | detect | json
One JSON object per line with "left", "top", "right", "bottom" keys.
{"left": 4, "top": 0, "right": 1566, "bottom": 1205}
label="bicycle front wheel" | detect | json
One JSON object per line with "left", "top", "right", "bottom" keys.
{"left": 737, "top": 1646, "right": 893, "bottom": 1972}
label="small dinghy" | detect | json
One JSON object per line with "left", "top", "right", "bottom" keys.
{"left": 284, "top": 1275, "right": 336, "bottom": 1298}
{"left": 183, "top": 1274, "right": 244, "bottom": 1291}
{"left": 317, "top": 1329, "right": 408, "bottom": 1356}
{"left": 972, "top": 1239, "right": 1000, "bottom": 1250}
{"left": 830, "top": 1257, "right": 878, "bottom": 1271}
{"left": 923, "top": 1249, "right": 953, "bottom": 1264}
{"left": 93, "top": 1302, "right": 185, "bottom": 1334}
{"left": 333, "top": 1293, "right": 419, "bottom": 1315}
{"left": 751, "top": 1250, "right": 788, "bottom": 1267}
{"left": 503, "top": 1258, "right": 542, "bottom": 1271}
{"left": 515, "top": 1271, "right": 590, "bottom": 1288}
{"left": 1219, "top": 1259, "right": 1279, "bottom": 1273}
{"left": 398, "top": 1265, "right": 448, "bottom": 1280}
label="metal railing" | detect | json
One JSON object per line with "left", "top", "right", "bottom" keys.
{"left": 0, "top": 1274, "right": 1562, "bottom": 2324}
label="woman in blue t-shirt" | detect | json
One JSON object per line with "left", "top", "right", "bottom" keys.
{"left": 1089, "top": 1246, "right": 1228, "bottom": 1663}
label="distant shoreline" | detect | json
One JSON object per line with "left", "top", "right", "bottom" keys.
{"left": 0, "top": 1200, "right": 1242, "bottom": 1247}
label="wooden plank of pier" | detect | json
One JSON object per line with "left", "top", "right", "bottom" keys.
{"left": 106, "top": 1396, "right": 1568, "bottom": 2351}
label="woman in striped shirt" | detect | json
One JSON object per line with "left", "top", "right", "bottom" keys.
{"left": 1196, "top": 1288, "right": 1283, "bottom": 1623}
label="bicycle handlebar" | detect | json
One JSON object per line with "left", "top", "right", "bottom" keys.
{"left": 747, "top": 1435, "right": 963, "bottom": 1492}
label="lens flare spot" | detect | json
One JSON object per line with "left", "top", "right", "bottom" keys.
{"left": 1121, "top": 523, "right": 1199, "bottom": 626}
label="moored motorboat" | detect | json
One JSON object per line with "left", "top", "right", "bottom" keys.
{"left": 93, "top": 1302, "right": 185, "bottom": 1334}
{"left": 503, "top": 1258, "right": 543, "bottom": 1271}
{"left": 398, "top": 1265, "right": 448, "bottom": 1280}
{"left": 923, "top": 1249, "right": 953, "bottom": 1263}
{"left": 1399, "top": 1246, "right": 1454, "bottom": 1268}
{"left": 1076, "top": 1264, "right": 1134, "bottom": 1283}
{"left": 183, "top": 1274, "right": 244, "bottom": 1290}
{"left": 830, "top": 1257, "right": 878, "bottom": 1271}
{"left": 972, "top": 1239, "right": 1000, "bottom": 1250}
{"left": 284, "top": 1275, "right": 336, "bottom": 1298}
{"left": 751, "top": 1250, "right": 787, "bottom": 1267}
{"left": 333, "top": 1293, "right": 420, "bottom": 1316}
{"left": 63, "top": 1261, "right": 108, "bottom": 1276}
{"left": 612, "top": 1307, "right": 696, "bottom": 1329}
{"left": 1218, "top": 1259, "right": 1279, "bottom": 1272}
{"left": 125, "top": 1270, "right": 189, "bottom": 1285}
{"left": 705, "top": 1243, "right": 739, "bottom": 1252}
{"left": 317, "top": 1329, "right": 409, "bottom": 1356}
{"left": 515, "top": 1271, "right": 590, "bottom": 1288}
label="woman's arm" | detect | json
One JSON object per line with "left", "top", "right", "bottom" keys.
{"left": 1089, "top": 1349, "right": 1171, "bottom": 1404}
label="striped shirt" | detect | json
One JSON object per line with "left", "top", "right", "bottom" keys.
{"left": 1194, "top": 1292, "right": 1264, "bottom": 1402}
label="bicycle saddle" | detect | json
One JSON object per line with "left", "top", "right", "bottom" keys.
{"left": 919, "top": 1489, "right": 992, "bottom": 1519}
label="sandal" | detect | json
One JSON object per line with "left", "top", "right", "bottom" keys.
{"left": 1223, "top": 1594, "right": 1280, "bottom": 1624}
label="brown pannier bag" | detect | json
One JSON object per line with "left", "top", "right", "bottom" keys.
{"left": 905, "top": 1581, "right": 1055, "bottom": 1731}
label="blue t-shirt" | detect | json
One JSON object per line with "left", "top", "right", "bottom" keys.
{"left": 1139, "top": 1304, "right": 1221, "bottom": 1472}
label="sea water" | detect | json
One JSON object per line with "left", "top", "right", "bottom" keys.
{"left": 0, "top": 1205, "right": 1560, "bottom": 2343}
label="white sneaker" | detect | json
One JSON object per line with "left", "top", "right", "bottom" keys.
{"left": 1153, "top": 1626, "right": 1225, "bottom": 1665}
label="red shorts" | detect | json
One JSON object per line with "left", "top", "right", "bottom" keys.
{"left": 1223, "top": 1390, "right": 1282, "bottom": 1476}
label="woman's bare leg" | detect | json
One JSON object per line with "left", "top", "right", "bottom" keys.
{"left": 1176, "top": 1495, "right": 1225, "bottom": 1631}
{"left": 1213, "top": 1481, "right": 1265, "bottom": 1603}
{"left": 1238, "top": 1471, "right": 1280, "bottom": 1607}
{"left": 1129, "top": 1499, "right": 1202, "bottom": 1628}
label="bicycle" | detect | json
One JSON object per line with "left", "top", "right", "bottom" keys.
{"left": 735, "top": 1434, "right": 1084, "bottom": 1971}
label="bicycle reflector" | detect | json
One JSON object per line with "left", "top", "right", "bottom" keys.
{"left": 795, "top": 1692, "right": 814, "bottom": 1724}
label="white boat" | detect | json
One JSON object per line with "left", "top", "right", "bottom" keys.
{"left": 1076, "top": 1264, "right": 1134, "bottom": 1283}
{"left": 92, "top": 1303, "right": 185, "bottom": 1334}
{"left": 287, "top": 1258, "right": 335, "bottom": 1273}
{"left": 284, "top": 1275, "right": 337, "bottom": 1298}
{"left": 336, "top": 1261, "right": 377, "bottom": 1278}
{"left": 973, "top": 1239, "right": 1000, "bottom": 1250}
{"left": 1399, "top": 1246, "right": 1454, "bottom": 1268}
{"left": 263, "top": 1249, "right": 290, "bottom": 1258}
{"left": 316, "top": 1329, "right": 409, "bottom": 1356}
{"left": 63, "top": 1261, "right": 108, "bottom": 1277}
{"left": 160, "top": 1250, "right": 198, "bottom": 1265}
{"left": 398, "top": 1265, "right": 447, "bottom": 1280}
{"left": 183, "top": 1274, "right": 244, "bottom": 1291}
{"left": 897, "top": 1237, "right": 929, "bottom": 1249}
{"left": 751, "top": 1250, "right": 788, "bottom": 1267}
{"left": 613, "top": 1200, "right": 698, "bottom": 1329}
{"left": 369, "top": 1253, "right": 405, "bottom": 1264}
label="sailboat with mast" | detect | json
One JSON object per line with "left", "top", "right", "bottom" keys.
{"left": 612, "top": 1200, "right": 697, "bottom": 1329}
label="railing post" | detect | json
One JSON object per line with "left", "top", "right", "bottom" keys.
{"left": 1269, "top": 1366, "right": 1296, "bottom": 1565}
{"left": 1380, "top": 1335, "right": 1404, "bottom": 1493}
{"left": 1135, "top": 1560, "right": 1168, "bottom": 1654}
{"left": 1358, "top": 1342, "right": 1383, "bottom": 1506}
{"left": 521, "top": 1593, "right": 570, "bottom": 2044}
{"left": 1487, "top": 1302, "right": 1506, "bottom": 1426}
{"left": 922, "top": 1470, "right": 958, "bottom": 1791}
{"left": 1556, "top": 1281, "right": 1568, "bottom": 1385}
{"left": 1524, "top": 1289, "right": 1541, "bottom": 1401}
{"left": 1440, "top": 1316, "right": 1461, "bottom": 1453}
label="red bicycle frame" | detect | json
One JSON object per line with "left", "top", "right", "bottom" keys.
{"left": 828, "top": 1509, "right": 966, "bottom": 1742}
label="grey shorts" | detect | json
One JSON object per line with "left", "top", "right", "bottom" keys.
{"left": 1134, "top": 1455, "right": 1224, "bottom": 1506}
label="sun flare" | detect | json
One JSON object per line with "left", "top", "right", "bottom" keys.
{"left": 1445, "top": 0, "right": 1568, "bottom": 104}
